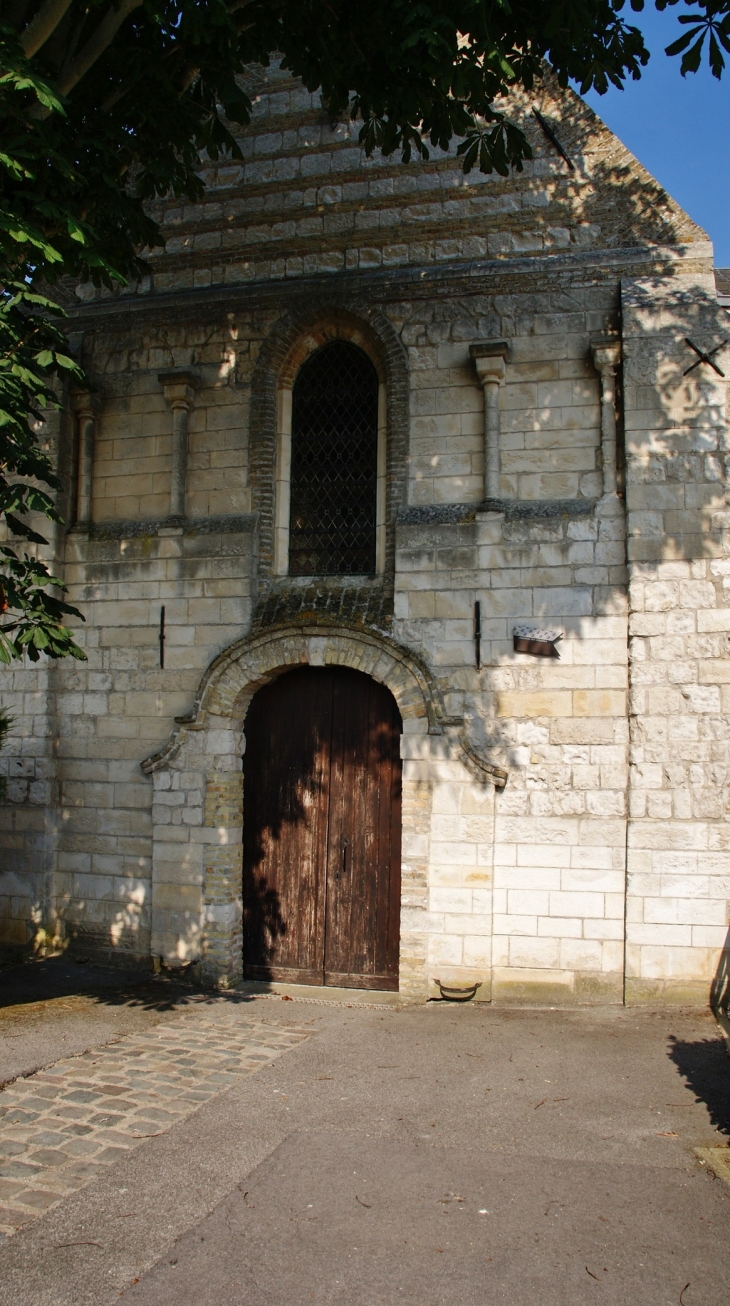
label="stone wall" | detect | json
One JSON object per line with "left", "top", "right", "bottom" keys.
{"left": 99, "top": 64, "right": 704, "bottom": 298}
{"left": 623, "top": 274, "right": 730, "bottom": 1004}
{"left": 0, "top": 519, "right": 256, "bottom": 963}
{"left": 1, "top": 66, "right": 727, "bottom": 1005}
{"left": 393, "top": 499, "right": 627, "bottom": 1004}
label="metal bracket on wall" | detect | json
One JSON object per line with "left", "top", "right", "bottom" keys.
{"left": 532, "top": 108, "right": 575, "bottom": 170}
{"left": 683, "top": 337, "right": 727, "bottom": 377}
{"left": 513, "top": 624, "right": 562, "bottom": 659}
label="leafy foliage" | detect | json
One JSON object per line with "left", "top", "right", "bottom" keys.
{"left": 0, "top": 0, "right": 725, "bottom": 663}
{"left": 657, "top": 0, "right": 730, "bottom": 77}
{"left": 0, "top": 706, "right": 8, "bottom": 797}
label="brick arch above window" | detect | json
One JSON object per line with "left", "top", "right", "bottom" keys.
{"left": 248, "top": 301, "right": 409, "bottom": 593}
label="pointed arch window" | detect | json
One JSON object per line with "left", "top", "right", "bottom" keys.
{"left": 284, "top": 341, "right": 381, "bottom": 576}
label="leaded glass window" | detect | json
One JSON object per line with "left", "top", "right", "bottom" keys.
{"left": 289, "top": 341, "right": 379, "bottom": 576}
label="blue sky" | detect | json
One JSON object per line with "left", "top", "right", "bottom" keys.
{"left": 579, "top": 5, "right": 730, "bottom": 266}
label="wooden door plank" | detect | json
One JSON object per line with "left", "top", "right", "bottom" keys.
{"left": 371, "top": 675, "right": 402, "bottom": 983}
{"left": 324, "top": 669, "right": 402, "bottom": 987}
{"left": 244, "top": 665, "right": 402, "bottom": 992}
{"left": 325, "top": 669, "right": 367, "bottom": 979}
{"left": 242, "top": 667, "right": 333, "bottom": 981}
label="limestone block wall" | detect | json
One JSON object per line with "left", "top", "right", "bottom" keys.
{"left": 0, "top": 404, "right": 72, "bottom": 954}
{"left": 0, "top": 275, "right": 646, "bottom": 998}
{"left": 399, "top": 732, "right": 495, "bottom": 1002}
{"left": 87, "top": 322, "right": 253, "bottom": 521}
{"left": 624, "top": 274, "right": 730, "bottom": 1003}
{"left": 0, "top": 658, "right": 59, "bottom": 950}
{"left": 34, "top": 521, "right": 255, "bottom": 962}
{"left": 0, "top": 107, "right": 724, "bottom": 1006}
{"left": 394, "top": 496, "right": 628, "bottom": 1003}
{"left": 404, "top": 288, "right": 607, "bottom": 506}
{"left": 98, "top": 62, "right": 706, "bottom": 300}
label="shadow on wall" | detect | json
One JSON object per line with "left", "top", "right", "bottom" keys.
{"left": 557, "top": 98, "right": 705, "bottom": 252}
{"left": 463, "top": 272, "right": 729, "bottom": 1009}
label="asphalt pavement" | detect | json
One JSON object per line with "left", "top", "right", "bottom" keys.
{"left": 0, "top": 958, "right": 728, "bottom": 1306}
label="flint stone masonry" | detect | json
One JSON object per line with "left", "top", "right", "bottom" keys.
{"left": 0, "top": 61, "right": 728, "bottom": 1007}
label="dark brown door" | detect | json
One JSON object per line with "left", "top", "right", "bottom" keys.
{"left": 242, "top": 666, "right": 402, "bottom": 990}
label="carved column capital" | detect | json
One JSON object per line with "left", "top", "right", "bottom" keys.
{"left": 470, "top": 340, "right": 510, "bottom": 388}
{"left": 590, "top": 335, "right": 621, "bottom": 377}
{"left": 158, "top": 370, "right": 198, "bottom": 411}
{"left": 71, "top": 389, "right": 99, "bottom": 419}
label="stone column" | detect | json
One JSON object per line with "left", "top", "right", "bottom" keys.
{"left": 469, "top": 341, "right": 509, "bottom": 500}
{"left": 590, "top": 335, "right": 622, "bottom": 498}
{"left": 71, "top": 390, "right": 98, "bottom": 527}
{"left": 159, "top": 371, "right": 197, "bottom": 519}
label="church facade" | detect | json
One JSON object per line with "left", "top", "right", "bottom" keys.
{"left": 1, "top": 67, "right": 729, "bottom": 1006}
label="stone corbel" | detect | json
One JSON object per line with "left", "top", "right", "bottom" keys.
{"left": 456, "top": 729, "right": 509, "bottom": 790}
{"left": 469, "top": 341, "right": 510, "bottom": 500}
{"left": 71, "top": 390, "right": 99, "bottom": 527}
{"left": 159, "top": 370, "right": 198, "bottom": 518}
{"left": 590, "top": 335, "right": 622, "bottom": 498}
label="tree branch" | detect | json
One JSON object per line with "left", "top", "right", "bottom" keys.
{"left": 21, "top": 0, "right": 74, "bottom": 58}
{"left": 177, "top": 64, "right": 199, "bottom": 95}
{"left": 55, "top": 0, "right": 143, "bottom": 97}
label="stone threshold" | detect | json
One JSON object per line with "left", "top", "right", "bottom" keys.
{"left": 235, "top": 980, "right": 404, "bottom": 1008}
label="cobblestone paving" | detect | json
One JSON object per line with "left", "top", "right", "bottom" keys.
{"left": 0, "top": 1002, "right": 310, "bottom": 1240}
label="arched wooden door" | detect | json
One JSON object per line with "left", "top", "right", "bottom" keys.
{"left": 242, "top": 666, "right": 402, "bottom": 990}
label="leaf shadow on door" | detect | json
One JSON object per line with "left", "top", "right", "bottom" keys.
{"left": 241, "top": 668, "right": 331, "bottom": 981}
{"left": 241, "top": 665, "right": 402, "bottom": 987}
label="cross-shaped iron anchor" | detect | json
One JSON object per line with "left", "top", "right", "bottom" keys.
{"left": 683, "top": 337, "right": 727, "bottom": 377}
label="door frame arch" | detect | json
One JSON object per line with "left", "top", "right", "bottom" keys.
{"left": 141, "top": 624, "right": 447, "bottom": 992}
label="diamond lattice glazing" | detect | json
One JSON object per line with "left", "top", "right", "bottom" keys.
{"left": 289, "top": 341, "right": 378, "bottom": 576}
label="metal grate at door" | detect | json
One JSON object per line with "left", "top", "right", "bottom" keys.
{"left": 289, "top": 341, "right": 379, "bottom": 576}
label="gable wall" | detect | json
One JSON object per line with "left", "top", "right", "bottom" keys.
{"left": 0, "top": 70, "right": 727, "bottom": 1006}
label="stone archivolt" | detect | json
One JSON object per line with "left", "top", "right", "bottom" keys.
{"left": 141, "top": 623, "right": 506, "bottom": 992}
